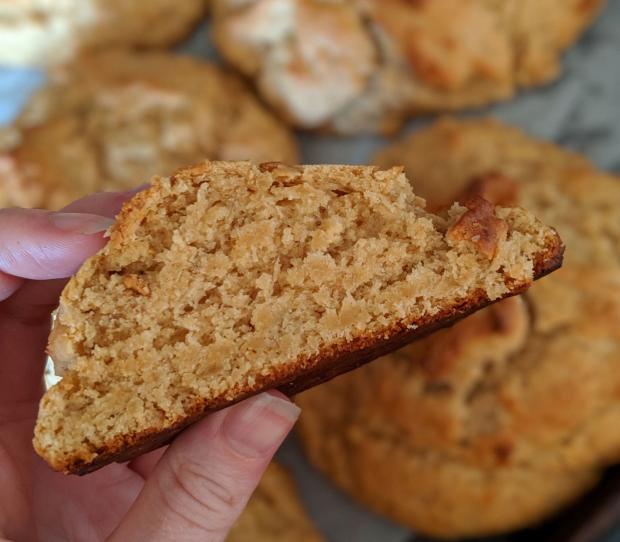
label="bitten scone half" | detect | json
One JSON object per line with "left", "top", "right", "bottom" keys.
{"left": 0, "top": 50, "right": 299, "bottom": 210}
{"left": 0, "top": 0, "right": 206, "bottom": 67}
{"left": 297, "top": 118, "right": 620, "bottom": 539}
{"left": 212, "top": 0, "right": 604, "bottom": 133}
{"left": 230, "top": 463, "right": 323, "bottom": 542}
{"left": 34, "top": 160, "right": 563, "bottom": 474}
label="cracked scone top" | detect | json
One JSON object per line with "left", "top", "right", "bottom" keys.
{"left": 212, "top": 0, "right": 604, "bottom": 133}
{"left": 0, "top": 0, "right": 206, "bottom": 67}
{"left": 34, "top": 160, "right": 562, "bottom": 474}
{"left": 297, "top": 118, "right": 620, "bottom": 538}
{"left": 0, "top": 50, "right": 299, "bottom": 210}
{"left": 230, "top": 463, "right": 323, "bottom": 542}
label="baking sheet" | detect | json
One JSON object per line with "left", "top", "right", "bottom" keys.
{"left": 1, "top": 2, "right": 619, "bottom": 540}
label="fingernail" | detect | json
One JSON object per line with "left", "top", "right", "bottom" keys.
{"left": 49, "top": 213, "right": 115, "bottom": 235}
{"left": 121, "top": 183, "right": 150, "bottom": 197}
{"left": 222, "top": 393, "right": 300, "bottom": 458}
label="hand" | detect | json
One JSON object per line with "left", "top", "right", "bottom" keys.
{"left": 0, "top": 190, "right": 300, "bottom": 542}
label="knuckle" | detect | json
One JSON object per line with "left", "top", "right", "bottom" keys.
{"left": 158, "top": 456, "right": 239, "bottom": 532}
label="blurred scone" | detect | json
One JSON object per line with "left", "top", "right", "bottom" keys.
{"left": 0, "top": 0, "right": 207, "bottom": 67}
{"left": 0, "top": 50, "right": 299, "bottom": 209}
{"left": 297, "top": 118, "right": 620, "bottom": 538}
{"left": 230, "top": 463, "right": 323, "bottom": 542}
{"left": 212, "top": 0, "right": 604, "bottom": 133}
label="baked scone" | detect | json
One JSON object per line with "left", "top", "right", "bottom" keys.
{"left": 230, "top": 463, "right": 323, "bottom": 542}
{"left": 297, "top": 118, "right": 620, "bottom": 538}
{"left": 0, "top": 0, "right": 207, "bottom": 67}
{"left": 0, "top": 50, "right": 299, "bottom": 210}
{"left": 34, "top": 160, "right": 562, "bottom": 474}
{"left": 212, "top": 0, "right": 604, "bottom": 133}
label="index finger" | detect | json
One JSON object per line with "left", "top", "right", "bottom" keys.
{"left": 0, "top": 186, "right": 147, "bottom": 299}
{"left": 0, "top": 188, "right": 147, "bottom": 402}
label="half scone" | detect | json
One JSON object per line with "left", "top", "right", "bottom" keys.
{"left": 34, "top": 160, "right": 563, "bottom": 474}
{"left": 297, "top": 119, "right": 620, "bottom": 538}
{"left": 0, "top": 50, "right": 298, "bottom": 210}
{"left": 230, "top": 463, "right": 323, "bottom": 542}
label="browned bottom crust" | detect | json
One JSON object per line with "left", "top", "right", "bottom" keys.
{"left": 62, "top": 238, "right": 562, "bottom": 475}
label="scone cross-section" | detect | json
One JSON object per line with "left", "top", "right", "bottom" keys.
{"left": 34, "top": 161, "right": 563, "bottom": 474}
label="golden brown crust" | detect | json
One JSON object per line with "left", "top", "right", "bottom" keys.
{"left": 212, "top": 0, "right": 605, "bottom": 133}
{"left": 459, "top": 171, "right": 521, "bottom": 208}
{"left": 297, "top": 379, "right": 599, "bottom": 538}
{"left": 0, "top": 50, "right": 299, "bottom": 210}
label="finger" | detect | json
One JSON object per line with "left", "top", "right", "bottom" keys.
{"left": 0, "top": 270, "right": 23, "bottom": 302}
{"left": 1, "top": 278, "right": 67, "bottom": 326}
{"left": 0, "top": 188, "right": 147, "bottom": 402}
{"left": 0, "top": 279, "right": 66, "bottom": 402}
{"left": 0, "top": 207, "right": 110, "bottom": 399}
{"left": 128, "top": 447, "right": 167, "bottom": 479}
{"left": 32, "top": 459, "right": 145, "bottom": 541}
{"left": 0, "top": 184, "right": 149, "bottom": 282}
{"left": 109, "top": 393, "right": 300, "bottom": 542}
{"left": 61, "top": 184, "right": 148, "bottom": 216}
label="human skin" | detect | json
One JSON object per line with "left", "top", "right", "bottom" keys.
{"left": 0, "top": 189, "right": 301, "bottom": 542}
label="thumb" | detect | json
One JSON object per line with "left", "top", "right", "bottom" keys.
{"left": 109, "top": 392, "right": 300, "bottom": 542}
{"left": 0, "top": 185, "right": 146, "bottom": 292}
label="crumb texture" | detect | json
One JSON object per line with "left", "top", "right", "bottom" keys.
{"left": 297, "top": 118, "right": 620, "bottom": 538}
{"left": 35, "top": 160, "right": 559, "bottom": 472}
{"left": 0, "top": 51, "right": 298, "bottom": 210}
{"left": 229, "top": 463, "right": 323, "bottom": 542}
{"left": 212, "top": 0, "right": 604, "bottom": 132}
